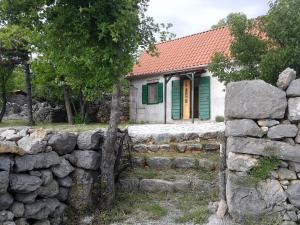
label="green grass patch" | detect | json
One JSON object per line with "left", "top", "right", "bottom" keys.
{"left": 140, "top": 203, "right": 168, "bottom": 219}
{"left": 175, "top": 206, "right": 209, "bottom": 224}
{"left": 249, "top": 155, "right": 279, "bottom": 182}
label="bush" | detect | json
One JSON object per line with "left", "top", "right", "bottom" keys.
{"left": 215, "top": 116, "right": 224, "bottom": 122}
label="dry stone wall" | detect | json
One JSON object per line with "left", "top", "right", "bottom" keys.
{"left": 224, "top": 68, "right": 300, "bottom": 224}
{"left": 0, "top": 127, "right": 104, "bottom": 225}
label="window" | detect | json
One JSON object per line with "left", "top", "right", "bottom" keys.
{"left": 148, "top": 83, "right": 158, "bottom": 104}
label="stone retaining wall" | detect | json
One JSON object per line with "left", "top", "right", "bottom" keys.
{"left": 0, "top": 127, "right": 104, "bottom": 225}
{"left": 224, "top": 68, "right": 300, "bottom": 224}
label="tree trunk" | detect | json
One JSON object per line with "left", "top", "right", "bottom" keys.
{"left": 100, "top": 81, "right": 121, "bottom": 210}
{"left": 63, "top": 84, "right": 74, "bottom": 125}
{"left": 24, "top": 63, "right": 34, "bottom": 126}
{"left": 79, "top": 89, "right": 86, "bottom": 123}
{"left": 0, "top": 75, "right": 7, "bottom": 122}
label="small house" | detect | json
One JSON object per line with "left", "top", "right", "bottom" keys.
{"left": 128, "top": 26, "right": 232, "bottom": 123}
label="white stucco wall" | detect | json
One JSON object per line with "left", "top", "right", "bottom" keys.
{"left": 129, "top": 71, "right": 225, "bottom": 123}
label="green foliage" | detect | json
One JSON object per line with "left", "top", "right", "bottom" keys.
{"left": 215, "top": 116, "right": 224, "bottom": 122}
{"left": 250, "top": 155, "right": 279, "bottom": 181}
{"left": 209, "top": 0, "right": 300, "bottom": 85}
{"left": 211, "top": 12, "right": 246, "bottom": 29}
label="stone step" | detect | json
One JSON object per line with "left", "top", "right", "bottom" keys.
{"left": 132, "top": 156, "right": 218, "bottom": 170}
{"left": 133, "top": 142, "right": 220, "bottom": 153}
{"left": 117, "top": 177, "right": 215, "bottom": 193}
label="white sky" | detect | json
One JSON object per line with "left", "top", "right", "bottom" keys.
{"left": 146, "top": 0, "right": 270, "bottom": 38}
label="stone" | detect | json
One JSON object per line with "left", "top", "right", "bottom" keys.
{"left": 10, "top": 174, "right": 42, "bottom": 193}
{"left": 133, "top": 144, "right": 148, "bottom": 152}
{"left": 56, "top": 187, "right": 69, "bottom": 202}
{"left": 288, "top": 98, "right": 300, "bottom": 122}
{"left": 33, "top": 220, "right": 50, "bottom": 225}
{"left": 57, "top": 176, "right": 72, "bottom": 187}
{"left": 132, "top": 156, "right": 145, "bottom": 167}
{"left": 40, "top": 170, "right": 53, "bottom": 186}
{"left": 287, "top": 210, "right": 298, "bottom": 222}
{"left": 72, "top": 150, "right": 100, "bottom": 170}
{"left": 0, "top": 155, "right": 14, "bottom": 171}
{"left": 63, "top": 154, "right": 77, "bottom": 164}
{"left": 192, "top": 179, "right": 214, "bottom": 191}
{"left": 216, "top": 199, "right": 227, "bottom": 219}
{"left": 15, "top": 218, "right": 29, "bottom": 225}
{"left": 208, "top": 201, "right": 219, "bottom": 214}
{"left": 146, "top": 157, "right": 172, "bottom": 169}
{"left": 17, "top": 136, "right": 47, "bottom": 154}
{"left": 176, "top": 144, "right": 187, "bottom": 152}
{"left": 77, "top": 130, "right": 103, "bottom": 150}
{"left": 289, "top": 162, "right": 300, "bottom": 173}
{"left": 37, "top": 180, "right": 59, "bottom": 198}
{"left": 296, "top": 125, "right": 300, "bottom": 144}
{"left": 225, "top": 119, "right": 264, "bottom": 137}
{"left": 227, "top": 152, "right": 258, "bottom": 172}
{"left": 257, "top": 119, "right": 280, "bottom": 127}
{"left": 198, "top": 159, "right": 216, "bottom": 170}
{"left": 267, "top": 124, "right": 298, "bottom": 139}
{"left": 174, "top": 157, "right": 197, "bottom": 168}
{"left": 203, "top": 143, "right": 220, "bottom": 151}
{"left": 284, "top": 138, "right": 296, "bottom": 146}
{"left": 160, "top": 144, "right": 171, "bottom": 151}
{"left": 277, "top": 67, "right": 296, "bottom": 90}
{"left": 10, "top": 202, "right": 24, "bottom": 218}
{"left": 15, "top": 152, "right": 60, "bottom": 172}
{"left": 0, "top": 211, "right": 14, "bottom": 222}
{"left": 225, "top": 80, "right": 287, "bottom": 119}
{"left": 173, "top": 180, "right": 190, "bottom": 192}
{"left": 287, "top": 79, "right": 300, "bottom": 97}
{"left": 140, "top": 179, "right": 174, "bottom": 193}
{"left": 51, "top": 158, "right": 74, "bottom": 178}
{"left": 0, "top": 141, "right": 26, "bottom": 155}
{"left": 281, "top": 221, "right": 297, "bottom": 225}
{"left": 1, "top": 129, "right": 21, "bottom": 141}
{"left": 24, "top": 198, "right": 60, "bottom": 220}
{"left": 15, "top": 192, "right": 37, "bottom": 204}
{"left": 117, "top": 178, "right": 140, "bottom": 192}
{"left": 30, "top": 129, "right": 48, "bottom": 140}
{"left": 0, "top": 193, "right": 14, "bottom": 210}
{"left": 287, "top": 183, "right": 300, "bottom": 207}
{"left": 227, "top": 137, "right": 300, "bottom": 163}
{"left": 0, "top": 171, "right": 9, "bottom": 194}
{"left": 186, "top": 143, "right": 203, "bottom": 151}
{"left": 29, "top": 171, "right": 41, "bottom": 177}
{"left": 48, "top": 132, "right": 77, "bottom": 155}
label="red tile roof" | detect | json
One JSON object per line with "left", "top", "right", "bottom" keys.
{"left": 129, "top": 26, "right": 232, "bottom": 77}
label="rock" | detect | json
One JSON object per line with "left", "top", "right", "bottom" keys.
{"left": 267, "top": 124, "right": 298, "bottom": 139}
{"left": 117, "top": 178, "right": 140, "bottom": 192}
{"left": 17, "top": 136, "right": 47, "bottom": 154}
{"left": 208, "top": 201, "right": 219, "bottom": 214}
{"left": 225, "top": 119, "right": 264, "bottom": 137}
{"left": 225, "top": 80, "right": 287, "bottom": 119}
{"left": 0, "top": 141, "right": 26, "bottom": 155}
{"left": 132, "top": 156, "right": 145, "bottom": 167}
{"left": 48, "top": 132, "right": 77, "bottom": 155}
{"left": 51, "top": 158, "right": 74, "bottom": 178}
{"left": 24, "top": 198, "right": 60, "bottom": 220}
{"left": 15, "top": 192, "right": 37, "bottom": 204}
{"left": 133, "top": 144, "right": 148, "bottom": 152}
{"left": 10, "top": 202, "right": 24, "bottom": 218}
{"left": 277, "top": 168, "right": 297, "bottom": 180}
{"left": 29, "top": 171, "right": 41, "bottom": 177}
{"left": 257, "top": 119, "right": 280, "bottom": 127}
{"left": 0, "top": 193, "right": 14, "bottom": 210}
{"left": 56, "top": 187, "right": 69, "bottom": 202}
{"left": 227, "top": 152, "right": 257, "bottom": 172}
{"left": 37, "top": 180, "right": 59, "bottom": 198}
{"left": 287, "top": 79, "right": 300, "bottom": 97}
{"left": 57, "top": 176, "right": 72, "bottom": 188}
{"left": 146, "top": 157, "right": 172, "bottom": 169}
{"left": 77, "top": 130, "right": 103, "bottom": 150}
{"left": 40, "top": 170, "right": 53, "bottom": 186}
{"left": 203, "top": 143, "right": 220, "bottom": 151}
{"left": 192, "top": 178, "right": 214, "bottom": 191}
{"left": 72, "top": 150, "right": 100, "bottom": 170}
{"left": 186, "top": 144, "right": 203, "bottom": 151}
{"left": 281, "top": 221, "right": 297, "bottom": 225}
{"left": 173, "top": 180, "right": 190, "bottom": 192}
{"left": 284, "top": 138, "right": 296, "bottom": 146}
{"left": 0, "top": 171, "right": 9, "bottom": 194}
{"left": 10, "top": 174, "right": 42, "bottom": 193}
{"left": 174, "top": 157, "right": 197, "bottom": 168}
{"left": 176, "top": 144, "right": 187, "bottom": 152}
{"left": 216, "top": 199, "right": 227, "bottom": 219}
{"left": 15, "top": 152, "right": 60, "bottom": 172}
{"left": 1, "top": 129, "right": 21, "bottom": 141}
{"left": 160, "top": 144, "right": 171, "bottom": 151}
{"left": 288, "top": 98, "right": 300, "bottom": 122}
{"left": 62, "top": 154, "right": 77, "bottom": 164}
{"left": 0, "top": 211, "right": 14, "bottom": 223}
{"left": 15, "top": 218, "right": 29, "bottom": 225}
{"left": 0, "top": 155, "right": 14, "bottom": 171}
{"left": 289, "top": 162, "right": 300, "bottom": 173}
{"left": 227, "top": 137, "right": 300, "bottom": 163}
{"left": 30, "top": 129, "right": 48, "bottom": 140}
{"left": 147, "top": 144, "right": 160, "bottom": 152}
{"left": 198, "top": 159, "right": 216, "bottom": 170}
{"left": 276, "top": 67, "right": 296, "bottom": 90}
{"left": 287, "top": 183, "right": 300, "bottom": 207}
{"left": 33, "top": 220, "right": 50, "bottom": 225}
{"left": 140, "top": 179, "right": 174, "bottom": 193}
{"left": 296, "top": 125, "right": 300, "bottom": 144}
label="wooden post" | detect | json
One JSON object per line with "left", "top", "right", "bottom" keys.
{"left": 164, "top": 76, "right": 167, "bottom": 124}
{"left": 191, "top": 73, "right": 195, "bottom": 124}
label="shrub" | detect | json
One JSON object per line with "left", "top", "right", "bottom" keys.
{"left": 215, "top": 116, "right": 224, "bottom": 122}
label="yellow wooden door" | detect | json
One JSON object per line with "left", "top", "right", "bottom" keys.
{"left": 183, "top": 79, "right": 191, "bottom": 120}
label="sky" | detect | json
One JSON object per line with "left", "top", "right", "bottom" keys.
{"left": 146, "top": 0, "right": 270, "bottom": 38}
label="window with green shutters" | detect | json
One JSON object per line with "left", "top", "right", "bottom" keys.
{"left": 142, "top": 82, "right": 163, "bottom": 105}
{"left": 199, "top": 76, "right": 211, "bottom": 120}
{"left": 171, "top": 80, "right": 182, "bottom": 120}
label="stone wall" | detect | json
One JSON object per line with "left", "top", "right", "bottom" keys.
{"left": 0, "top": 127, "right": 104, "bottom": 225}
{"left": 224, "top": 68, "right": 300, "bottom": 224}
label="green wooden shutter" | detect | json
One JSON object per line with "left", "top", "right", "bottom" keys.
{"left": 172, "top": 80, "right": 182, "bottom": 120}
{"left": 157, "top": 82, "right": 163, "bottom": 103}
{"left": 142, "top": 84, "right": 148, "bottom": 104}
{"left": 199, "top": 76, "right": 211, "bottom": 120}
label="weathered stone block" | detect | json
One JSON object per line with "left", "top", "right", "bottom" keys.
{"left": 277, "top": 168, "right": 297, "bottom": 180}
{"left": 10, "top": 202, "right": 24, "bottom": 218}
{"left": 257, "top": 119, "right": 280, "bottom": 127}
{"left": 146, "top": 157, "right": 172, "bottom": 169}
{"left": 37, "top": 180, "right": 59, "bottom": 198}
{"left": 51, "top": 158, "right": 74, "bottom": 178}
{"left": 288, "top": 98, "right": 300, "bottom": 122}
{"left": 227, "top": 152, "right": 257, "bottom": 172}
{"left": 225, "top": 80, "right": 287, "bottom": 119}
{"left": 287, "top": 183, "right": 300, "bottom": 208}
{"left": 173, "top": 180, "right": 190, "bottom": 192}
{"left": 287, "top": 79, "right": 300, "bottom": 97}
{"left": 10, "top": 174, "right": 42, "bottom": 193}
{"left": 140, "top": 179, "right": 174, "bottom": 193}
{"left": 174, "top": 157, "right": 197, "bottom": 168}
{"left": 267, "top": 124, "right": 298, "bottom": 139}
{"left": 225, "top": 119, "right": 264, "bottom": 137}
{"left": 0, "top": 193, "right": 14, "bottom": 210}
{"left": 48, "top": 132, "right": 77, "bottom": 155}
{"left": 72, "top": 150, "right": 100, "bottom": 170}
{"left": 117, "top": 178, "right": 140, "bottom": 192}
{"left": 277, "top": 67, "right": 296, "bottom": 90}
{"left": 24, "top": 198, "right": 60, "bottom": 220}
{"left": 0, "top": 155, "right": 14, "bottom": 171}
{"left": 77, "top": 130, "right": 103, "bottom": 150}
{"left": 17, "top": 136, "right": 47, "bottom": 154}
{"left": 0, "top": 141, "right": 26, "bottom": 155}
{"left": 0, "top": 171, "right": 9, "bottom": 194}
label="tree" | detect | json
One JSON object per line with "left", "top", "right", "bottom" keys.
{"left": 211, "top": 12, "right": 245, "bottom": 29}
{"left": 209, "top": 0, "right": 300, "bottom": 85}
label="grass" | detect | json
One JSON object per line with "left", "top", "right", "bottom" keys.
{"left": 0, "top": 119, "right": 128, "bottom": 132}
